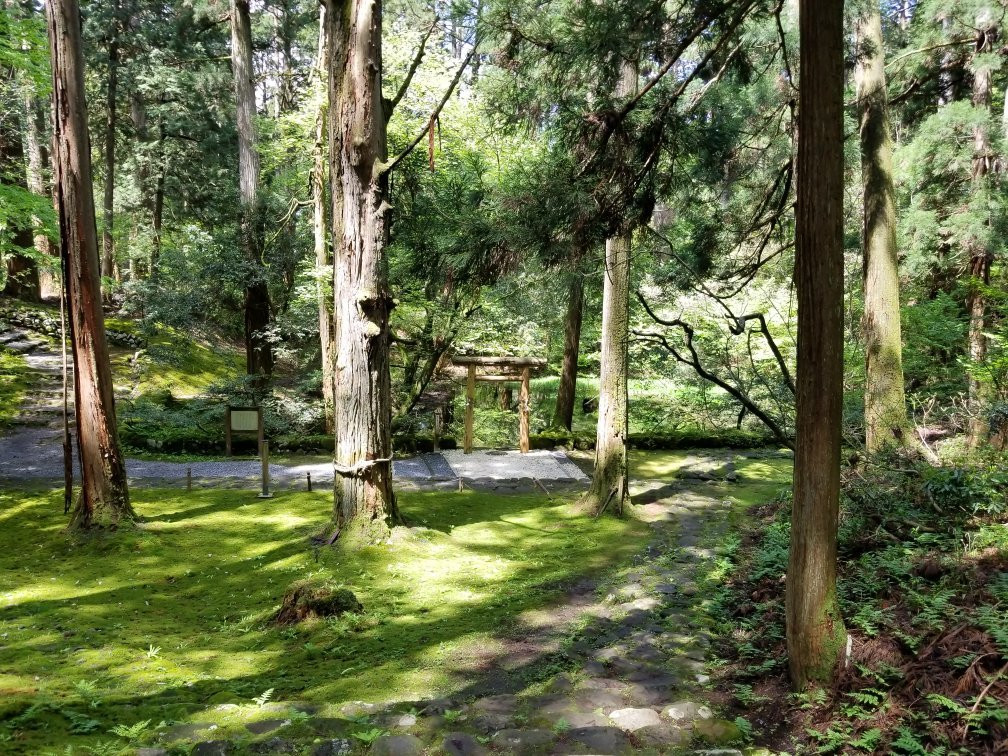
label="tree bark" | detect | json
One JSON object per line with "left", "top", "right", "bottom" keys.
{"left": 786, "top": 0, "right": 847, "bottom": 691}
{"left": 967, "top": 16, "right": 996, "bottom": 448}
{"left": 314, "top": 6, "right": 335, "bottom": 434}
{"left": 855, "top": 4, "right": 911, "bottom": 453}
{"left": 552, "top": 272, "right": 583, "bottom": 431}
{"left": 1, "top": 104, "right": 41, "bottom": 301}
{"left": 327, "top": 0, "right": 399, "bottom": 541}
{"left": 46, "top": 0, "right": 133, "bottom": 528}
{"left": 100, "top": 1, "right": 119, "bottom": 285}
{"left": 584, "top": 63, "right": 635, "bottom": 517}
{"left": 231, "top": 0, "right": 273, "bottom": 377}
{"left": 23, "top": 87, "right": 59, "bottom": 298}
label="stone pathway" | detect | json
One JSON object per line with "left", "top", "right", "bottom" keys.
{"left": 142, "top": 481, "right": 748, "bottom": 755}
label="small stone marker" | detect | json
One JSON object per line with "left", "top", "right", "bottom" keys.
{"left": 307, "top": 471, "right": 312, "bottom": 492}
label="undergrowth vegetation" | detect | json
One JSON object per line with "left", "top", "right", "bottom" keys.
{"left": 708, "top": 455, "right": 1008, "bottom": 753}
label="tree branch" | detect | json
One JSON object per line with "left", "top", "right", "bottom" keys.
{"left": 386, "top": 16, "right": 439, "bottom": 118}
{"left": 635, "top": 294, "right": 794, "bottom": 448}
{"left": 382, "top": 37, "right": 480, "bottom": 176}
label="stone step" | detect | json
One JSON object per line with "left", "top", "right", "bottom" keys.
{"left": 4, "top": 338, "right": 48, "bottom": 353}
{"left": 0, "top": 329, "right": 29, "bottom": 345}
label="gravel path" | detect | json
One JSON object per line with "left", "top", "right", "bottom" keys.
{"left": 0, "top": 337, "right": 587, "bottom": 489}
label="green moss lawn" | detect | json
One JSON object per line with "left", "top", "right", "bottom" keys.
{"left": 0, "top": 486, "right": 648, "bottom": 752}
{"left": 0, "top": 348, "right": 32, "bottom": 428}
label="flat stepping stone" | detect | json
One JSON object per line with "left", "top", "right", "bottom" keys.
{"left": 376, "top": 712, "right": 417, "bottom": 728}
{"left": 665, "top": 701, "right": 713, "bottom": 722}
{"left": 191, "top": 742, "right": 231, "bottom": 756}
{"left": 339, "top": 701, "right": 380, "bottom": 718}
{"left": 608, "top": 707, "right": 661, "bottom": 731}
{"left": 693, "top": 718, "right": 743, "bottom": 744}
{"left": 312, "top": 739, "right": 353, "bottom": 756}
{"left": 441, "top": 732, "right": 487, "bottom": 756}
{"left": 249, "top": 738, "right": 297, "bottom": 754}
{"left": 370, "top": 734, "right": 424, "bottom": 756}
{"left": 470, "top": 693, "right": 518, "bottom": 731}
{"left": 245, "top": 718, "right": 288, "bottom": 735}
{"left": 491, "top": 728, "right": 555, "bottom": 752}
{"left": 561, "top": 725, "right": 631, "bottom": 754}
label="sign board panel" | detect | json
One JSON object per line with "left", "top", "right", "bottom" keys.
{"left": 230, "top": 409, "right": 260, "bottom": 432}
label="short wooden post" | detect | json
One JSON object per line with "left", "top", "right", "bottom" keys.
{"left": 307, "top": 471, "right": 312, "bottom": 492}
{"left": 186, "top": 467, "right": 192, "bottom": 492}
{"left": 519, "top": 367, "right": 530, "bottom": 454}
{"left": 258, "top": 441, "right": 273, "bottom": 498}
{"left": 225, "top": 408, "right": 232, "bottom": 456}
{"left": 432, "top": 407, "right": 443, "bottom": 451}
{"left": 464, "top": 363, "right": 475, "bottom": 454}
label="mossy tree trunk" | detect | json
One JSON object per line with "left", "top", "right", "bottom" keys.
{"left": 47, "top": 0, "right": 133, "bottom": 528}
{"left": 585, "top": 231, "right": 630, "bottom": 516}
{"left": 786, "top": 0, "right": 847, "bottom": 691}
{"left": 326, "top": 0, "right": 399, "bottom": 542}
{"left": 855, "top": 4, "right": 912, "bottom": 454}
{"left": 966, "top": 15, "right": 996, "bottom": 449}
{"left": 552, "top": 272, "right": 584, "bottom": 431}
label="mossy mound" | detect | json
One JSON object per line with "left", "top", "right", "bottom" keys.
{"left": 274, "top": 581, "right": 363, "bottom": 625}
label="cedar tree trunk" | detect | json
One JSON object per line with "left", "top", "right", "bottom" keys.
{"left": 967, "top": 16, "right": 996, "bottom": 448}
{"left": 47, "top": 0, "right": 133, "bottom": 527}
{"left": 231, "top": 0, "right": 274, "bottom": 377}
{"left": 786, "top": 0, "right": 847, "bottom": 691}
{"left": 326, "top": 0, "right": 399, "bottom": 541}
{"left": 855, "top": 4, "right": 911, "bottom": 453}
{"left": 552, "top": 272, "right": 584, "bottom": 431}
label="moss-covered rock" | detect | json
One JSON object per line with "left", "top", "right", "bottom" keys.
{"left": 274, "top": 581, "right": 363, "bottom": 625}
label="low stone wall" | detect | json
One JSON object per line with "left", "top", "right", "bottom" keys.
{"left": 0, "top": 305, "right": 144, "bottom": 349}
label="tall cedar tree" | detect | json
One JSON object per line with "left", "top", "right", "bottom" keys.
{"left": 967, "top": 14, "right": 996, "bottom": 448}
{"left": 786, "top": 2, "right": 848, "bottom": 689}
{"left": 313, "top": 5, "right": 335, "bottom": 434}
{"left": 231, "top": 0, "right": 274, "bottom": 377}
{"left": 856, "top": 3, "right": 912, "bottom": 453}
{"left": 47, "top": 0, "right": 134, "bottom": 527}
{"left": 326, "top": 0, "right": 400, "bottom": 541}
{"left": 584, "top": 62, "right": 635, "bottom": 517}
{"left": 100, "top": 0, "right": 119, "bottom": 283}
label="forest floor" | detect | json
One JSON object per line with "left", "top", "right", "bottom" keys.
{"left": 0, "top": 451, "right": 792, "bottom": 755}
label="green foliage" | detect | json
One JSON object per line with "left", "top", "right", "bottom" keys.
{"left": 713, "top": 457, "right": 1008, "bottom": 752}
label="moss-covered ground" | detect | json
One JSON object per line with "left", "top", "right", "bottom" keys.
{"left": 104, "top": 317, "right": 243, "bottom": 398}
{"left": 0, "top": 485, "right": 650, "bottom": 752}
{"left": 0, "top": 347, "right": 32, "bottom": 429}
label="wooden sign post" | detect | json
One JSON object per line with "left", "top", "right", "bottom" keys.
{"left": 225, "top": 406, "right": 264, "bottom": 457}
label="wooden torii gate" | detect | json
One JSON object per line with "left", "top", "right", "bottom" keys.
{"left": 451, "top": 355, "right": 546, "bottom": 454}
